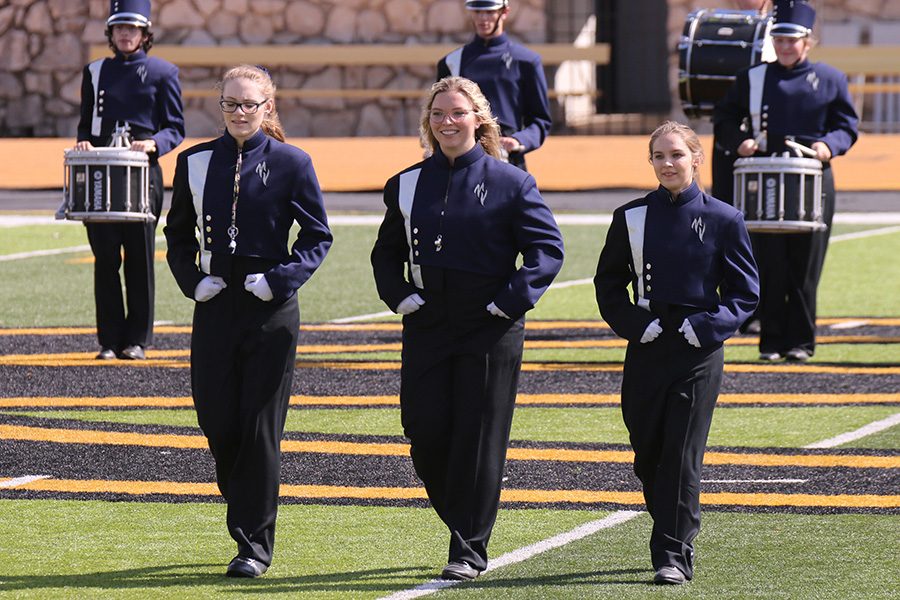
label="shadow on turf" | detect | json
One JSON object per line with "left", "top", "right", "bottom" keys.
{"left": 0, "top": 563, "right": 453, "bottom": 594}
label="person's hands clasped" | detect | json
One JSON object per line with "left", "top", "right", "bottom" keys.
{"left": 194, "top": 275, "right": 227, "bottom": 302}
{"left": 640, "top": 318, "right": 662, "bottom": 344}
{"left": 679, "top": 318, "right": 701, "bottom": 348}
{"left": 244, "top": 273, "right": 274, "bottom": 301}
{"left": 486, "top": 302, "right": 510, "bottom": 319}
{"left": 396, "top": 293, "right": 425, "bottom": 315}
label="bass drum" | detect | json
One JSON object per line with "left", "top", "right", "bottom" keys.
{"left": 679, "top": 9, "right": 771, "bottom": 118}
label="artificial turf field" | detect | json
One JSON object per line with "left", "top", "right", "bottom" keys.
{"left": 0, "top": 219, "right": 898, "bottom": 599}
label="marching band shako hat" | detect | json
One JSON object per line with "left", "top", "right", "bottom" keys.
{"left": 107, "top": 0, "right": 152, "bottom": 28}
{"left": 465, "top": 0, "right": 509, "bottom": 10}
{"left": 770, "top": 0, "right": 815, "bottom": 38}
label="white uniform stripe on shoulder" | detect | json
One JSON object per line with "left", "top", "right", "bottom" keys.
{"left": 88, "top": 60, "right": 105, "bottom": 137}
{"left": 748, "top": 63, "right": 768, "bottom": 152}
{"left": 624, "top": 206, "right": 649, "bottom": 309}
{"left": 398, "top": 168, "right": 423, "bottom": 289}
{"left": 445, "top": 48, "right": 463, "bottom": 77}
{"left": 187, "top": 150, "right": 214, "bottom": 274}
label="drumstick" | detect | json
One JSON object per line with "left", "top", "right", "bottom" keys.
{"left": 784, "top": 139, "right": 818, "bottom": 158}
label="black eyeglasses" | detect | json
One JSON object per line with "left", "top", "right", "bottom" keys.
{"left": 219, "top": 98, "right": 268, "bottom": 114}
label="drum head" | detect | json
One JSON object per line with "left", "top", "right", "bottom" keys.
{"left": 679, "top": 10, "right": 770, "bottom": 117}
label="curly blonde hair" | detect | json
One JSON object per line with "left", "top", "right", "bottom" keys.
{"left": 216, "top": 65, "right": 285, "bottom": 142}
{"left": 419, "top": 76, "right": 502, "bottom": 160}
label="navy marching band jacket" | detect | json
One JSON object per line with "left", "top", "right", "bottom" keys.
{"left": 77, "top": 49, "right": 184, "bottom": 155}
{"left": 165, "top": 129, "right": 332, "bottom": 302}
{"left": 372, "top": 144, "right": 563, "bottom": 321}
{"left": 595, "top": 182, "right": 759, "bottom": 347}
{"left": 437, "top": 33, "right": 552, "bottom": 154}
{"left": 714, "top": 59, "right": 858, "bottom": 157}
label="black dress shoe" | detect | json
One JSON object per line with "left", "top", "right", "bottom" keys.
{"left": 226, "top": 556, "right": 267, "bottom": 578}
{"left": 118, "top": 345, "right": 145, "bottom": 360}
{"left": 653, "top": 566, "right": 687, "bottom": 585}
{"left": 95, "top": 348, "right": 117, "bottom": 360}
{"left": 785, "top": 347, "right": 811, "bottom": 362}
{"left": 440, "top": 561, "right": 480, "bottom": 581}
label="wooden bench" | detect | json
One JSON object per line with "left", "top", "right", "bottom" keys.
{"left": 87, "top": 43, "right": 900, "bottom": 98}
{"left": 89, "top": 43, "right": 610, "bottom": 100}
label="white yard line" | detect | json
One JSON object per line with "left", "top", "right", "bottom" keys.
{"left": 804, "top": 412, "right": 900, "bottom": 449}
{"left": 829, "top": 225, "right": 900, "bottom": 242}
{"left": 329, "top": 310, "right": 395, "bottom": 324}
{"left": 701, "top": 479, "right": 807, "bottom": 484}
{"left": 377, "top": 510, "right": 642, "bottom": 600}
{"left": 0, "top": 475, "right": 50, "bottom": 488}
{"left": 828, "top": 320, "right": 870, "bottom": 330}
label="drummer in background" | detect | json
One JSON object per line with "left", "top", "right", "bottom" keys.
{"left": 437, "top": 0, "right": 551, "bottom": 171}
{"left": 714, "top": 0, "right": 858, "bottom": 362}
{"left": 75, "top": 0, "right": 184, "bottom": 360}
{"left": 710, "top": 0, "right": 773, "bottom": 335}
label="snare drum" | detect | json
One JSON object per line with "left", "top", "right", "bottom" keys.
{"left": 62, "top": 147, "right": 152, "bottom": 222}
{"left": 679, "top": 9, "right": 771, "bottom": 118}
{"left": 733, "top": 156, "right": 826, "bottom": 233}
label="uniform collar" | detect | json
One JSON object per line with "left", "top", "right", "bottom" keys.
{"left": 223, "top": 128, "right": 268, "bottom": 153}
{"left": 473, "top": 32, "right": 509, "bottom": 48}
{"left": 657, "top": 181, "right": 701, "bottom": 206}
{"left": 115, "top": 49, "right": 147, "bottom": 63}
{"left": 432, "top": 143, "right": 486, "bottom": 170}
{"left": 773, "top": 57, "right": 811, "bottom": 73}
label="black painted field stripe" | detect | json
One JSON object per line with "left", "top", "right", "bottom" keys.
{"left": 2, "top": 424, "right": 897, "bottom": 469}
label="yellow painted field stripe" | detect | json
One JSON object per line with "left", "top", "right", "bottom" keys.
{"left": 5, "top": 477, "right": 898, "bottom": 508}
{"left": 2, "top": 424, "right": 897, "bottom": 468}
{"left": 1, "top": 393, "right": 895, "bottom": 409}
{"left": 4, "top": 317, "right": 899, "bottom": 337}
{"left": 286, "top": 361, "right": 900, "bottom": 376}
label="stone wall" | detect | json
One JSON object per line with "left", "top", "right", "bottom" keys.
{"left": 0, "top": 0, "right": 546, "bottom": 138}
{"left": 0, "top": 0, "right": 896, "bottom": 138}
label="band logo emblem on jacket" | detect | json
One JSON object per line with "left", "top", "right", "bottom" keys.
{"left": 474, "top": 181, "right": 488, "bottom": 205}
{"left": 691, "top": 216, "right": 705, "bottom": 243}
{"left": 807, "top": 71, "right": 819, "bottom": 91}
{"left": 256, "top": 161, "right": 270, "bottom": 186}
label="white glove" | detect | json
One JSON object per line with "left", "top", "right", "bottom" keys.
{"left": 396, "top": 293, "right": 425, "bottom": 315}
{"left": 679, "top": 318, "right": 701, "bottom": 348}
{"left": 486, "top": 302, "right": 510, "bottom": 319}
{"left": 194, "top": 276, "right": 227, "bottom": 302}
{"left": 244, "top": 273, "right": 274, "bottom": 301}
{"left": 640, "top": 318, "right": 662, "bottom": 343}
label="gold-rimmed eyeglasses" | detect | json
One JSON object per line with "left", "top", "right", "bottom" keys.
{"left": 219, "top": 98, "right": 268, "bottom": 114}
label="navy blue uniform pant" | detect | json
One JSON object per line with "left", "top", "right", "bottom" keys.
{"left": 399, "top": 273, "right": 525, "bottom": 571}
{"left": 85, "top": 161, "right": 163, "bottom": 351}
{"left": 190, "top": 257, "right": 299, "bottom": 567}
{"left": 621, "top": 327, "right": 724, "bottom": 580}
{"left": 755, "top": 166, "right": 835, "bottom": 355}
